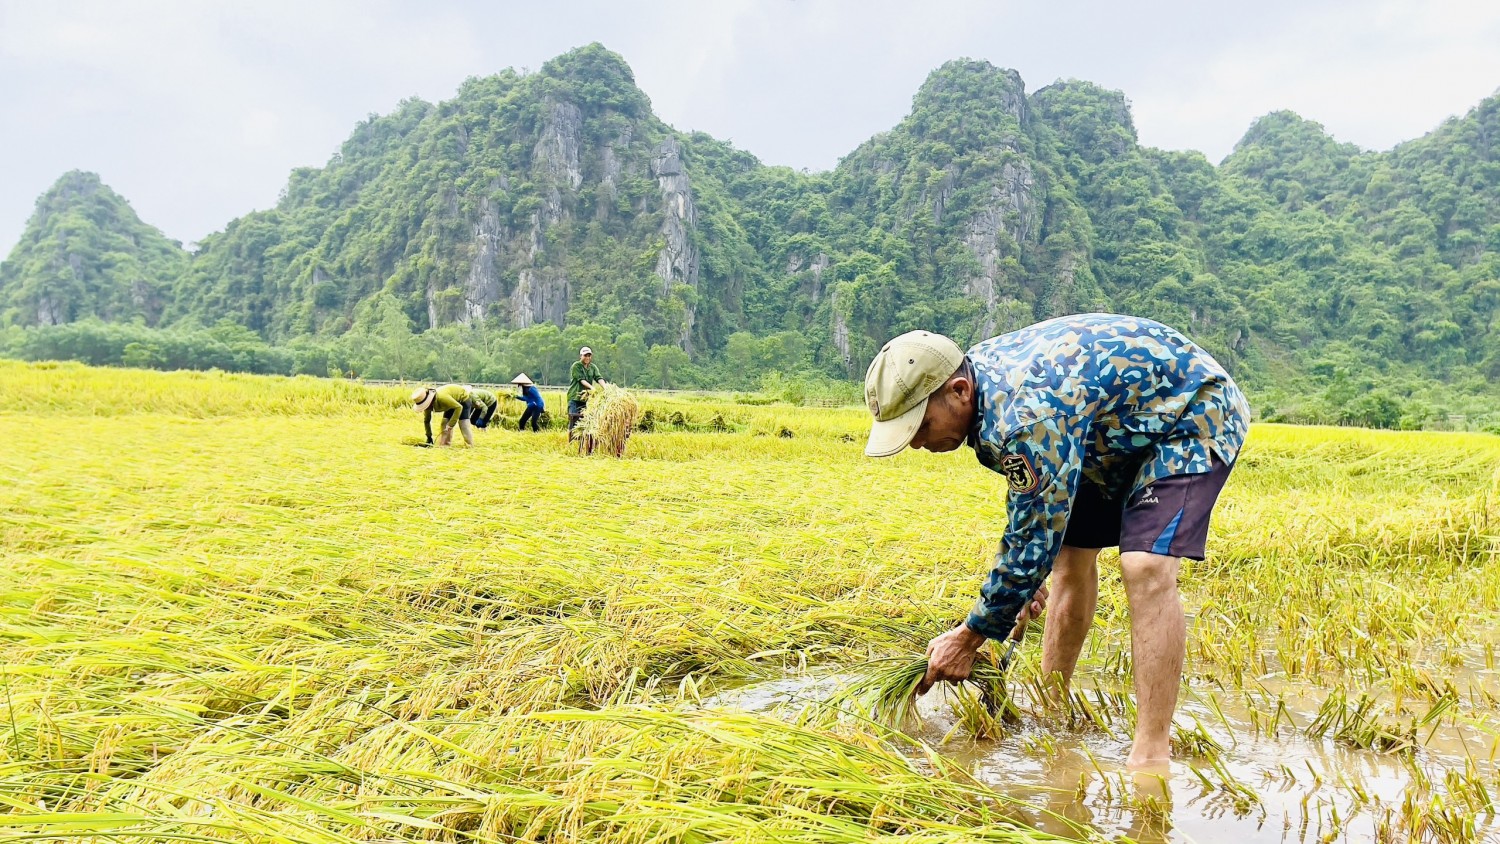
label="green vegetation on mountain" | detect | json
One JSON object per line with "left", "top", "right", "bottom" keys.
{"left": 0, "top": 171, "right": 187, "bottom": 327}
{"left": 2, "top": 44, "right": 1497, "bottom": 428}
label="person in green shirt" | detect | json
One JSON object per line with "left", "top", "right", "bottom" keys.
{"left": 467, "top": 386, "right": 499, "bottom": 428}
{"left": 567, "top": 346, "right": 605, "bottom": 434}
{"left": 410, "top": 383, "right": 474, "bottom": 447}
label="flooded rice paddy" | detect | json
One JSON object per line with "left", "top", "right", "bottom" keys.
{"left": 3, "top": 363, "right": 1499, "bottom": 843}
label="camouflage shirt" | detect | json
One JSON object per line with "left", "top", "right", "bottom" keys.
{"left": 963, "top": 314, "right": 1250, "bottom": 640}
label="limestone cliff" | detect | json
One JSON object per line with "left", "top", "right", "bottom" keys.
{"left": 650, "top": 137, "right": 700, "bottom": 351}
{"left": 505, "top": 98, "right": 585, "bottom": 328}
{"left": 13, "top": 44, "right": 1490, "bottom": 393}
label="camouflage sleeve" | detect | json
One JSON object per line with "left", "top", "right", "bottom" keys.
{"left": 966, "top": 413, "right": 1089, "bottom": 640}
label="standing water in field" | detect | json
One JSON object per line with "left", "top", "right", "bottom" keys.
{"left": 706, "top": 661, "right": 1500, "bottom": 843}
{"left": 4, "top": 363, "right": 1499, "bottom": 843}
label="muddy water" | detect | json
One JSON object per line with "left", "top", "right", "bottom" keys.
{"left": 705, "top": 673, "right": 1499, "bottom": 843}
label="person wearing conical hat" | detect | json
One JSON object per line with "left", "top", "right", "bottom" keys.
{"left": 512, "top": 373, "right": 545, "bottom": 432}
{"left": 409, "top": 383, "right": 474, "bottom": 447}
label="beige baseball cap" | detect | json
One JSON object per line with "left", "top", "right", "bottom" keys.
{"left": 863, "top": 330, "right": 965, "bottom": 457}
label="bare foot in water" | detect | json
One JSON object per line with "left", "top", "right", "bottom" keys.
{"left": 1126, "top": 750, "right": 1171, "bottom": 772}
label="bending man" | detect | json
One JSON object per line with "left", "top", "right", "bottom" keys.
{"left": 862, "top": 314, "right": 1249, "bottom": 768}
{"left": 467, "top": 386, "right": 499, "bottom": 429}
{"left": 411, "top": 383, "right": 475, "bottom": 447}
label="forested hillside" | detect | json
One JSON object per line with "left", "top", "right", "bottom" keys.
{"left": 0, "top": 171, "right": 187, "bottom": 327}
{"left": 3, "top": 44, "right": 1497, "bottom": 428}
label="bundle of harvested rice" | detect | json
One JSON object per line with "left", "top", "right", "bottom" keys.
{"left": 577, "top": 382, "right": 640, "bottom": 457}
{"left": 819, "top": 655, "right": 1016, "bottom": 729}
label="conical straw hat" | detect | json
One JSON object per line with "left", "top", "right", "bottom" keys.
{"left": 511, "top": 373, "right": 534, "bottom": 386}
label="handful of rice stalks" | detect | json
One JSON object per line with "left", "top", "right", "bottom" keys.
{"left": 577, "top": 383, "right": 640, "bottom": 457}
{"left": 820, "top": 655, "right": 1015, "bottom": 730}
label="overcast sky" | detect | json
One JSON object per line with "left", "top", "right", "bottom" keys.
{"left": 3, "top": 0, "right": 1499, "bottom": 254}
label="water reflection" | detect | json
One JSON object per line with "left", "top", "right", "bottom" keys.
{"left": 706, "top": 671, "right": 1497, "bottom": 843}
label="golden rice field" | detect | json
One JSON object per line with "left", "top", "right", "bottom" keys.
{"left": 2, "top": 359, "right": 1500, "bottom": 843}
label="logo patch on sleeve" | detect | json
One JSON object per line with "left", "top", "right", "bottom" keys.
{"left": 1000, "top": 454, "right": 1040, "bottom": 494}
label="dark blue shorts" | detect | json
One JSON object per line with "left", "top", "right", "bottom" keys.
{"left": 1063, "top": 456, "right": 1234, "bottom": 559}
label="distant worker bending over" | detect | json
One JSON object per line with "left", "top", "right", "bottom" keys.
{"left": 862, "top": 314, "right": 1249, "bottom": 768}
{"left": 512, "top": 373, "right": 546, "bottom": 432}
{"left": 568, "top": 346, "right": 605, "bottom": 435}
{"left": 411, "top": 383, "right": 476, "bottom": 447}
{"left": 467, "top": 386, "right": 499, "bottom": 429}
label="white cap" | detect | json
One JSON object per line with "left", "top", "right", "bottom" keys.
{"left": 580, "top": 346, "right": 593, "bottom": 356}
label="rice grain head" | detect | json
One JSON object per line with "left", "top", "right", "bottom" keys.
{"left": 577, "top": 383, "right": 640, "bottom": 457}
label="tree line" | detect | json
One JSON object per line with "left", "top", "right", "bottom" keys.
{"left": 0, "top": 294, "right": 856, "bottom": 403}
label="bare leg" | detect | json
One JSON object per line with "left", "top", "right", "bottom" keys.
{"left": 1119, "top": 551, "right": 1184, "bottom": 769}
{"left": 438, "top": 428, "right": 453, "bottom": 447}
{"left": 1041, "top": 545, "right": 1101, "bottom": 701}
{"left": 458, "top": 419, "right": 474, "bottom": 447}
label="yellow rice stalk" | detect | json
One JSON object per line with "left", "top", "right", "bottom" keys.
{"left": 576, "top": 382, "right": 639, "bottom": 457}
{"left": 3, "top": 360, "right": 1500, "bottom": 843}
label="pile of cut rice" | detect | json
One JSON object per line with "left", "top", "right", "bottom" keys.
{"left": 577, "top": 383, "right": 640, "bottom": 457}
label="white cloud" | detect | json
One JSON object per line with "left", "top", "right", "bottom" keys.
{"left": 2, "top": 0, "right": 1499, "bottom": 253}
{"left": 1129, "top": 0, "right": 1500, "bottom": 160}
{"left": 0, "top": 0, "right": 486, "bottom": 248}
{"left": 239, "top": 108, "right": 283, "bottom": 148}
